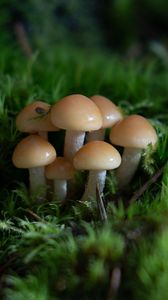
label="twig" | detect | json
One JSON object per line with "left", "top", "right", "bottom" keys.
{"left": 24, "top": 208, "right": 45, "bottom": 222}
{"left": 96, "top": 185, "right": 108, "bottom": 222}
{"left": 14, "top": 22, "right": 32, "bottom": 58}
{"left": 107, "top": 267, "right": 121, "bottom": 300}
{"left": 129, "top": 166, "right": 164, "bottom": 204}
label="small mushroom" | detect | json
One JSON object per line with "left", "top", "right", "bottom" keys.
{"left": 87, "top": 95, "right": 123, "bottom": 141}
{"left": 50, "top": 94, "right": 102, "bottom": 161}
{"left": 12, "top": 135, "right": 56, "bottom": 197}
{"left": 110, "top": 115, "right": 158, "bottom": 190}
{"left": 16, "top": 101, "right": 59, "bottom": 140}
{"left": 45, "top": 157, "right": 75, "bottom": 202}
{"left": 73, "top": 141, "right": 121, "bottom": 201}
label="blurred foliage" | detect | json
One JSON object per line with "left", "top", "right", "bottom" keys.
{"left": 0, "top": 0, "right": 168, "bottom": 51}
{"left": 0, "top": 0, "right": 103, "bottom": 48}
{"left": 111, "top": 0, "right": 168, "bottom": 50}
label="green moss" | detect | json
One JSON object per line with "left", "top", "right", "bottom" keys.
{"left": 0, "top": 45, "right": 168, "bottom": 299}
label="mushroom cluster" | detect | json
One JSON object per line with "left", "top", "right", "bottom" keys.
{"left": 12, "top": 95, "right": 158, "bottom": 202}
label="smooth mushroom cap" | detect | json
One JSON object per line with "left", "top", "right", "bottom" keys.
{"left": 45, "top": 157, "right": 75, "bottom": 180}
{"left": 12, "top": 135, "right": 56, "bottom": 168}
{"left": 110, "top": 115, "right": 158, "bottom": 149}
{"left": 91, "top": 95, "right": 123, "bottom": 128}
{"left": 73, "top": 141, "right": 121, "bottom": 170}
{"left": 16, "top": 101, "right": 59, "bottom": 133}
{"left": 51, "top": 94, "right": 102, "bottom": 131}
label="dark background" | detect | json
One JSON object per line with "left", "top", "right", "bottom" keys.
{"left": 0, "top": 0, "right": 168, "bottom": 55}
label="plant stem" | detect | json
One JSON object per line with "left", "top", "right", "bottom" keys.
{"left": 64, "top": 130, "right": 85, "bottom": 161}
{"left": 116, "top": 147, "right": 142, "bottom": 190}
{"left": 96, "top": 185, "right": 108, "bottom": 222}
{"left": 81, "top": 170, "right": 106, "bottom": 201}
{"left": 14, "top": 22, "right": 32, "bottom": 58}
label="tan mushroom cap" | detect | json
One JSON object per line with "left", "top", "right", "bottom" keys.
{"left": 45, "top": 157, "right": 75, "bottom": 180}
{"left": 51, "top": 94, "right": 102, "bottom": 131}
{"left": 73, "top": 141, "right": 121, "bottom": 170}
{"left": 110, "top": 115, "right": 158, "bottom": 149}
{"left": 91, "top": 95, "right": 123, "bottom": 128}
{"left": 12, "top": 135, "right": 56, "bottom": 168}
{"left": 16, "top": 101, "right": 59, "bottom": 133}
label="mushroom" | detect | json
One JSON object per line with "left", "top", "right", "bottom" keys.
{"left": 45, "top": 157, "right": 75, "bottom": 202}
{"left": 12, "top": 135, "right": 56, "bottom": 197}
{"left": 110, "top": 115, "right": 158, "bottom": 190}
{"left": 87, "top": 95, "right": 123, "bottom": 141}
{"left": 73, "top": 141, "right": 121, "bottom": 201}
{"left": 16, "top": 101, "right": 59, "bottom": 140}
{"left": 50, "top": 94, "right": 102, "bottom": 161}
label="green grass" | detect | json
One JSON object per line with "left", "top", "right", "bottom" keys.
{"left": 1, "top": 45, "right": 168, "bottom": 299}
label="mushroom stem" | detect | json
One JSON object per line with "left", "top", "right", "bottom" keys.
{"left": 64, "top": 130, "right": 85, "bottom": 161}
{"left": 53, "top": 179, "right": 67, "bottom": 202}
{"left": 116, "top": 147, "right": 142, "bottom": 190}
{"left": 38, "top": 131, "right": 48, "bottom": 140}
{"left": 87, "top": 128, "right": 105, "bottom": 142}
{"left": 29, "top": 166, "right": 46, "bottom": 196}
{"left": 81, "top": 170, "right": 106, "bottom": 201}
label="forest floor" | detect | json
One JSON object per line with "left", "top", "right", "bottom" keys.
{"left": 1, "top": 45, "right": 168, "bottom": 300}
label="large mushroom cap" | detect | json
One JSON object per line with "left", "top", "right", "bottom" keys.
{"left": 45, "top": 157, "right": 75, "bottom": 180}
{"left": 91, "top": 95, "right": 123, "bottom": 128}
{"left": 73, "top": 141, "right": 121, "bottom": 170}
{"left": 110, "top": 115, "right": 158, "bottom": 149}
{"left": 51, "top": 94, "right": 102, "bottom": 131}
{"left": 12, "top": 135, "right": 56, "bottom": 168}
{"left": 16, "top": 101, "right": 59, "bottom": 133}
